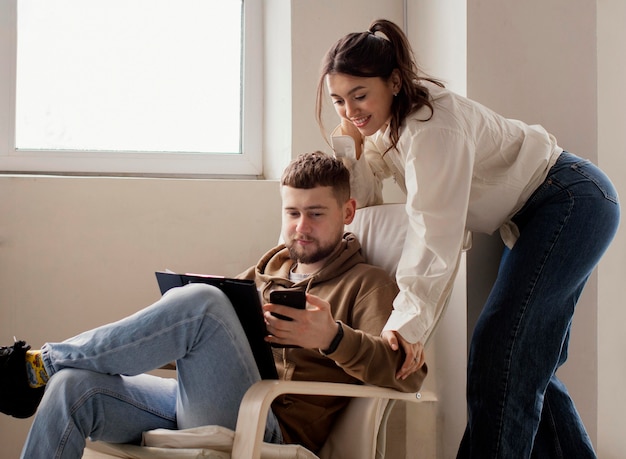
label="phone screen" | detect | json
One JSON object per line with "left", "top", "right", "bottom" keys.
{"left": 269, "top": 290, "right": 306, "bottom": 321}
{"left": 269, "top": 290, "right": 306, "bottom": 348}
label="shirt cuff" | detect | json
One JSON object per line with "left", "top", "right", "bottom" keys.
{"left": 331, "top": 134, "right": 358, "bottom": 160}
{"left": 382, "top": 309, "right": 428, "bottom": 344}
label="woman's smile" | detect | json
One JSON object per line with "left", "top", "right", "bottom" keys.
{"left": 351, "top": 115, "right": 371, "bottom": 129}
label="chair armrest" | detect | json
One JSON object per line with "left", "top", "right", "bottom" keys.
{"left": 231, "top": 380, "right": 437, "bottom": 459}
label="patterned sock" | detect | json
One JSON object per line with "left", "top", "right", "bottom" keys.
{"left": 25, "top": 350, "right": 49, "bottom": 388}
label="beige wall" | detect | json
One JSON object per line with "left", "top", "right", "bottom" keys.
{"left": 0, "top": 176, "right": 282, "bottom": 458}
{"left": 597, "top": 1, "right": 626, "bottom": 458}
{"left": 0, "top": 176, "right": 282, "bottom": 341}
{"left": 1, "top": 1, "right": 625, "bottom": 458}
{"left": 466, "top": 2, "right": 626, "bottom": 458}
{"left": 467, "top": 0, "right": 600, "bottom": 443}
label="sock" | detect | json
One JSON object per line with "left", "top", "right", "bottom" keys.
{"left": 25, "top": 350, "right": 49, "bottom": 388}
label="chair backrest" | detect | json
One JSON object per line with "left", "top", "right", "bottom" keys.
{"left": 346, "top": 203, "right": 460, "bottom": 346}
{"left": 345, "top": 203, "right": 407, "bottom": 279}
{"left": 317, "top": 397, "right": 390, "bottom": 459}
{"left": 318, "top": 204, "right": 409, "bottom": 459}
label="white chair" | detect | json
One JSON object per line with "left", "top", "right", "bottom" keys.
{"left": 84, "top": 204, "right": 451, "bottom": 459}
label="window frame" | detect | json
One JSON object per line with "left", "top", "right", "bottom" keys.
{"left": 0, "top": 0, "right": 263, "bottom": 177}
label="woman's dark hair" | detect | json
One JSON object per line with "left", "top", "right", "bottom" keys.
{"left": 281, "top": 151, "right": 350, "bottom": 204}
{"left": 316, "top": 18, "right": 444, "bottom": 151}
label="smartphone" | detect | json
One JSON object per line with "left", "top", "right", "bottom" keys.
{"left": 269, "top": 290, "right": 306, "bottom": 349}
{"left": 269, "top": 290, "right": 306, "bottom": 321}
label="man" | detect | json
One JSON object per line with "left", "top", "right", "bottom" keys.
{"left": 0, "top": 151, "right": 426, "bottom": 458}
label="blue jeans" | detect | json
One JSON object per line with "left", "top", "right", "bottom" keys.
{"left": 20, "top": 283, "right": 283, "bottom": 459}
{"left": 457, "top": 152, "right": 620, "bottom": 458}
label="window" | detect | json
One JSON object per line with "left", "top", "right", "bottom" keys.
{"left": 0, "top": 0, "right": 263, "bottom": 176}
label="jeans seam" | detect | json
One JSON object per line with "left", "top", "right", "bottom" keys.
{"left": 55, "top": 421, "right": 74, "bottom": 459}
{"left": 78, "top": 387, "right": 178, "bottom": 422}
{"left": 543, "top": 396, "right": 564, "bottom": 459}
{"left": 55, "top": 385, "right": 179, "bottom": 457}
{"left": 495, "top": 182, "right": 574, "bottom": 458}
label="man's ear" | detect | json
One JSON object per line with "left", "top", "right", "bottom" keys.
{"left": 343, "top": 198, "right": 357, "bottom": 225}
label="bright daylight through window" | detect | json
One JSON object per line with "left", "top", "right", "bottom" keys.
{"left": 4, "top": 0, "right": 262, "bottom": 176}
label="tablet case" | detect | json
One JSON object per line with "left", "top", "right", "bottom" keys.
{"left": 155, "top": 271, "right": 278, "bottom": 380}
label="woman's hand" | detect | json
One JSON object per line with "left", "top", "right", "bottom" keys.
{"left": 340, "top": 118, "right": 364, "bottom": 160}
{"left": 382, "top": 330, "right": 425, "bottom": 380}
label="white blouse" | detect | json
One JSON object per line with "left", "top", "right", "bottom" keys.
{"left": 332, "top": 81, "right": 562, "bottom": 344}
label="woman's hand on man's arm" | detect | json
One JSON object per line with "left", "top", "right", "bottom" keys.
{"left": 382, "top": 330, "right": 425, "bottom": 380}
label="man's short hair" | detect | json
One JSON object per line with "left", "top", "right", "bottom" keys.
{"left": 281, "top": 151, "right": 351, "bottom": 204}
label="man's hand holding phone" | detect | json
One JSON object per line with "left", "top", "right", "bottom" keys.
{"left": 263, "top": 292, "right": 340, "bottom": 350}
{"left": 265, "top": 290, "right": 306, "bottom": 348}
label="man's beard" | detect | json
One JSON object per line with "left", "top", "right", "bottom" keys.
{"left": 286, "top": 238, "right": 337, "bottom": 265}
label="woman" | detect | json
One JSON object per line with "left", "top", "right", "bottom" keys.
{"left": 316, "top": 18, "right": 619, "bottom": 459}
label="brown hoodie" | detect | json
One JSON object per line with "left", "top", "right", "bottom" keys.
{"left": 237, "top": 232, "right": 427, "bottom": 453}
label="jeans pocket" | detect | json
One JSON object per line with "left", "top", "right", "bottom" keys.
{"left": 570, "top": 159, "right": 619, "bottom": 204}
